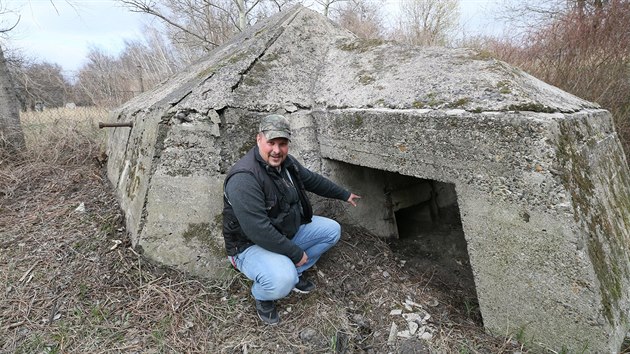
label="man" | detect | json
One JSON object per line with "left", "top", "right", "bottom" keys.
{"left": 222, "top": 114, "right": 361, "bottom": 325}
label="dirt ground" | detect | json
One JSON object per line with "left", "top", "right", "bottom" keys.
{"left": 0, "top": 141, "right": 538, "bottom": 354}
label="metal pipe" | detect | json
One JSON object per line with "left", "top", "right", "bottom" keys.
{"left": 98, "top": 122, "right": 133, "bottom": 129}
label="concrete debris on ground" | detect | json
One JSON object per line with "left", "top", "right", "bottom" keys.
{"left": 389, "top": 297, "right": 435, "bottom": 343}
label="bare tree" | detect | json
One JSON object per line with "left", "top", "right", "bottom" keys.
{"left": 11, "top": 61, "right": 71, "bottom": 110}
{"left": 119, "top": 35, "right": 180, "bottom": 88}
{"left": 314, "top": 0, "right": 346, "bottom": 17}
{"left": 252, "top": 0, "right": 299, "bottom": 21}
{"left": 74, "top": 47, "right": 123, "bottom": 107}
{"left": 488, "top": 0, "right": 630, "bottom": 157}
{"left": 74, "top": 27, "right": 183, "bottom": 108}
{"left": 391, "top": 0, "right": 459, "bottom": 46}
{"left": 0, "top": 3, "right": 25, "bottom": 155}
{"left": 333, "top": 0, "right": 385, "bottom": 39}
{"left": 120, "top": 0, "right": 265, "bottom": 53}
{"left": 0, "top": 44, "right": 25, "bottom": 154}
{"left": 496, "top": 0, "right": 609, "bottom": 34}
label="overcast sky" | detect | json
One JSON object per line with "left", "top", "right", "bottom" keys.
{"left": 3, "top": 0, "right": 504, "bottom": 77}
{"left": 5, "top": 0, "right": 149, "bottom": 76}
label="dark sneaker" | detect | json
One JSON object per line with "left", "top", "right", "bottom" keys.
{"left": 292, "top": 276, "right": 316, "bottom": 294}
{"left": 255, "top": 300, "right": 280, "bottom": 325}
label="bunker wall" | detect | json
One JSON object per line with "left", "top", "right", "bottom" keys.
{"left": 314, "top": 108, "right": 629, "bottom": 352}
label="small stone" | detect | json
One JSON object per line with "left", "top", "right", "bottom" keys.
{"left": 405, "top": 299, "right": 422, "bottom": 308}
{"left": 300, "top": 328, "right": 317, "bottom": 342}
{"left": 75, "top": 202, "right": 86, "bottom": 213}
{"left": 390, "top": 309, "right": 403, "bottom": 316}
{"left": 402, "top": 313, "right": 421, "bottom": 322}
{"left": 420, "top": 332, "right": 433, "bottom": 340}
{"left": 387, "top": 322, "right": 398, "bottom": 345}
{"left": 427, "top": 298, "right": 439, "bottom": 307}
{"left": 397, "top": 330, "right": 411, "bottom": 339}
{"left": 382, "top": 271, "right": 390, "bottom": 278}
{"left": 408, "top": 321, "right": 419, "bottom": 335}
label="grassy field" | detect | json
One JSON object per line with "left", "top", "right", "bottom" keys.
{"left": 2, "top": 107, "right": 539, "bottom": 353}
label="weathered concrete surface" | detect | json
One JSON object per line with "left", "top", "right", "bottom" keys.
{"left": 319, "top": 108, "right": 630, "bottom": 352}
{"left": 105, "top": 5, "right": 630, "bottom": 352}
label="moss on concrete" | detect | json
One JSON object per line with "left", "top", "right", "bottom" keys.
{"left": 182, "top": 222, "right": 225, "bottom": 257}
{"left": 507, "top": 103, "right": 557, "bottom": 113}
{"left": 412, "top": 101, "right": 425, "bottom": 109}
{"left": 469, "top": 50, "right": 495, "bottom": 61}
{"left": 214, "top": 213, "right": 223, "bottom": 226}
{"left": 425, "top": 92, "right": 445, "bottom": 107}
{"left": 183, "top": 223, "right": 212, "bottom": 243}
{"left": 196, "top": 51, "right": 249, "bottom": 79}
{"left": 359, "top": 74, "right": 375, "bottom": 85}
{"left": 239, "top": 140, "right": 256, "bottom": 157}
{"left": 228, "top": 51, "right": 250, "bottom": 64}
{"left": 337, "top": 38, "right": 385, "bottom": 53}
{"left": 262, "top": 52, "right": 280, "bottom": 62}
{"left": 244, "top": 58, "right": 274, "bottom": 86}
{"left": 556, "top": 119, "right": 629, "bottom": 325}
{"left": 447, "top": 98, "right": 471, "bottom": 108}
{"left": 196, "top": 66, "right": 216, "bottom": 80}
{"left": 352, "top": 114, "right": 364, "bottom": 128}
{"left": 497, "top": 81, "right": 512, "bottom": 94}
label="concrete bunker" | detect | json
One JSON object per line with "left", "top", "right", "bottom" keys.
{"left": 104, "top": 5, "right": 630, "bottom": 352}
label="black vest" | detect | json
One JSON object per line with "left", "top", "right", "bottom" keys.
{"left": 222, "top": 148, "right": 313, "bottom": 256}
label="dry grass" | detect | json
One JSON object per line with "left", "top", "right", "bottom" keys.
{"left": 0, "top": 107, "right": 526, "bottom": 353}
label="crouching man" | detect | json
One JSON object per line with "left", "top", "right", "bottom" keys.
{"left": 222, "top": 114, "right": 361, "bottom": 325}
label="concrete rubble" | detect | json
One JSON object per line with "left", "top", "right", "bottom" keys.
{"left": 389, "top": 298, "right": 435, "bottom": 342}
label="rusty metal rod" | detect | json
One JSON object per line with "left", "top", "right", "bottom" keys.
{"left": 98, "top": 122, "right": 133, "bottom": 129}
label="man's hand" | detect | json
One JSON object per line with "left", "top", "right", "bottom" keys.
{"left": 347, "top": 193, "right": 361, "bottom": 207}
{"left": 296, "top": 252, "right": 308, "bottom": 267}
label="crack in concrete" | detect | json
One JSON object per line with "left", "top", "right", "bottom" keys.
{"left": 229, "top": 8, "right": 302, "bottom": 93}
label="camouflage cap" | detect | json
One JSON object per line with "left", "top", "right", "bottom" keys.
{"left": 259, "top": 114, "right": 291, "bottom": 140}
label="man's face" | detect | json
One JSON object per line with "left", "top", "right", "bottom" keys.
{"left": 257, "top": 133, "right": 289, "bottom": 167}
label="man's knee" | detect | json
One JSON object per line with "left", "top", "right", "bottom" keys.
{"left": 260, "top": 270, "right": 298, "bottom": 299}
{"left": 326, "top": 218, "right": 341, "bottom": 244}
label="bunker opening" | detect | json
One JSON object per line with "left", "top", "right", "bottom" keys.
{"left": 326, "top": 160, "right": 481, "bottom": 323}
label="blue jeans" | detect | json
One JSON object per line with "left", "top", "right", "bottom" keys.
{"left": 229, "top": 216, "right": 341, "bottom": 301}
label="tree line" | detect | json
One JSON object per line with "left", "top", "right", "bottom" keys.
{"left": 1, "top": 0, "right": 629, "bottom": 158}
